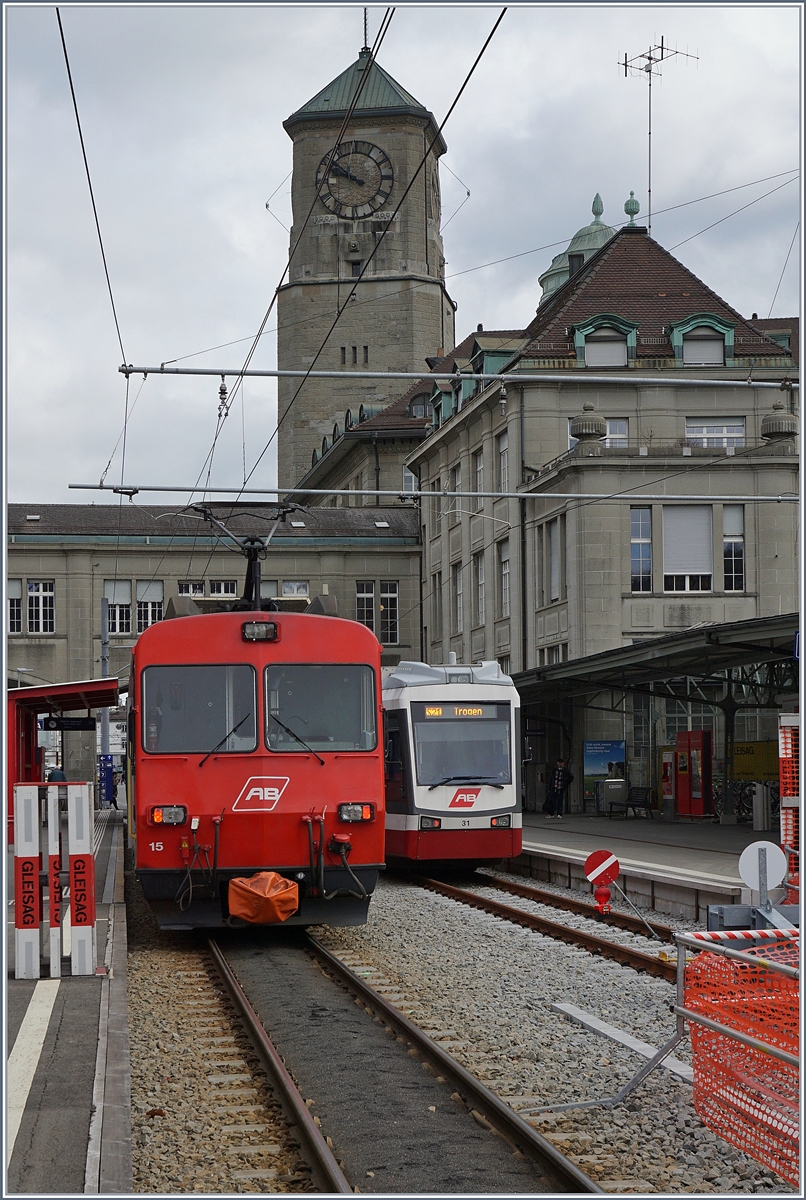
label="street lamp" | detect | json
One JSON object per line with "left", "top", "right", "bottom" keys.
{"left": 16, "top": 667, "right": 32, "bottom": 688}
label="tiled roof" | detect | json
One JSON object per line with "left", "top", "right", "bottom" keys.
{"left": 752, "top": 317, "right": 799, "bottom": 366}
{"left": 519, "top": 228, "right": 792, "bottom": 363}
{"left": 353, "top": 379, "right": 433, "bottom": 431}
{"left": 7, "top": 504, "right": 419, "bottom": 540}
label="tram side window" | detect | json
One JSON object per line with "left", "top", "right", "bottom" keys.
{"left": 384, "top": 709, "right": 409, "bottom": 806}
{"left": 266, "top": 664, "right": 376, "bottom": 752}
{"left": 142, "top": 664, "right": 257, "bottom": 754}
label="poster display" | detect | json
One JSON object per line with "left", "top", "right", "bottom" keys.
{"left": 660, "top": 748, "right": 675, "bottom": 800}
{"left": 583, "top": 740, "right": 626, "bottom": 801}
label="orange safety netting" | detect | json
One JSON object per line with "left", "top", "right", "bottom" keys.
{"left": 780, "top": 801, "right": 800, "bottom": 904}
{"left": 778, "top": 723, "right": 799, "bottom": 798}
{"left": 685, "top": 939, "right": 800, "bottom": 1186}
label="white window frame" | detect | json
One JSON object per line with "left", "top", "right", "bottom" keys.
{"left": 356, "top": 581, "right": 375, "bottom": 631}
{"left": 585, "top": 327, "right": 627, "bottom": 368}
{"left": 663, "top": 506, "right": 713, "bottom": 593}
{"left": 178, "top": 581, "right": 205, "bottom": 597}
{"left": 136, "top": 580, "right": 164, "bottom": 633}
{"left": 8, "top": 579, "right": 22, "bottom": 634}
{"left": 473, "top": 449, "right": 484, "bottom": 511}
{"left": 548, "top": 520, "right": 561, "bottom": 602}
{"left": 210, "top": 580, "right": 238, "bottom": 596}
{"left": 451, "top": 562, "right": 463, "bottom": 633}
{"left": 497, "top": 432, "right": 509, "bottom": 493}
{"left": 27, "top": 581, "right": 55, "bottom": 634}
{"left": 105, "top": 580, "right": 132, "bottom": 635}
{"left": 685, "top": 419, "right": 745, "bottom": 449}
{"left": 630, "top": 508, "right": 652, "bottom": 593}
{"left": 282, "top": 581, "right": 309, "bottom": 597}
{"left": 473, "top": 552, "right": 485, "bottom": 626}
{"left": 498, "top": 539, "right": 510, "bottom": 618}
{"left": 723, "top": 506, "right": 745, "bottom": 593}
{"left": 380, "top": 581, "right": 399, "bottom": 645}
{"left": 402, "top": 466, "right": 417, "bottom": 494}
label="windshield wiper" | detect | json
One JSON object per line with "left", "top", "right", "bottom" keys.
{"left": 199, "top": 714, "right": 251, "bottom": 767}
{"left": 269, "top": 712, "right": 325, "bottom": 765}
{"left": 428, "top": 774, "right": 505, "bottom": 791}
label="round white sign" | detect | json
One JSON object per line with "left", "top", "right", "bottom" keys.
{"left": 738, "top": 840, "right": 788, "bottom": 891}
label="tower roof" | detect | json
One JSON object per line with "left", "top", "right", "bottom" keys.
{"left": 538, "top": 194, "right": 617, "bottom": 305}
{"left": 284, "top": 48, "right": 445, "bottom": 152}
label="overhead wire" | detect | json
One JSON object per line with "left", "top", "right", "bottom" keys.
{"left": 767, "top": 222, "right": 800, "bottom": 319}
{"left": 670, "top": 175, "right": 798, "bottom": 250}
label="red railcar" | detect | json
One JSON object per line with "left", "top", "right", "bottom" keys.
{"left": 128, "top": 610, "right": 384, "bottom": 929}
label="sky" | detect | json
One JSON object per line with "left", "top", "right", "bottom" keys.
{"left": 4, "top": 2, "right": 802, "bottom": 505}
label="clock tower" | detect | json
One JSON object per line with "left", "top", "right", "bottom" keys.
{"left": 277, "top": 48, "right": 455, "bottom": 487}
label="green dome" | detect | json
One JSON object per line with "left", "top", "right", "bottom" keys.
{"left": 538, "top": 194, "right": 616, "bottom": 306}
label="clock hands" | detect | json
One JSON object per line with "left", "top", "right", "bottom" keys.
{"left": 329, "top": 162, "right": 365, "bottom": 186}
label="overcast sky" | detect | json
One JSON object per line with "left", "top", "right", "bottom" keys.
{"left": 5, "top": 2, "right": 801, "bottom": 506}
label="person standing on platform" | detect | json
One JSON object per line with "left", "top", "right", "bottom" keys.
{"left": 109, "top": 774, "right": 120, "bottom": 811}
{"left": 46, "top": 767, "right": 66, "bottom": 783}
{"left": 544, "top": 758, "right": 573, "bottom": 819}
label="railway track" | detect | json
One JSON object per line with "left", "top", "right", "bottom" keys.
{"left": 211, "top": 930, "right": 601, "bottom": 1194}
{"left": 412, "top": 875, "right": 678, "bottom": 983}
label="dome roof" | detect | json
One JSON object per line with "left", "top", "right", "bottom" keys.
{"left": 538, "top": 194, "right": 617, "bottom": 306}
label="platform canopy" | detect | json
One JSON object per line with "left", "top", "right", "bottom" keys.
{"left": 513, "top": 613, "right": 799, "bottom": 706}
{"left": 9, "top": 677, "right": 120, "bottom": 713}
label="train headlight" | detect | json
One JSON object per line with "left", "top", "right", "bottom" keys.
{"left": 338, "top": 803, "right": 375, "bottom": 822}
{"left": 420, "top": 816, "right": 442, "bottom": 830}
{"left": 150, "top": 805, "right": 187, "bottom": 826}
{"left": 491, "top": 815, "right": 511, "bottom": 828}
{"left": 242, "top": 621, "right": 278, "bottom": 642}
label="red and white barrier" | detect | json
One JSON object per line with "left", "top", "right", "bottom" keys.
{"left": 13, "top": 782, "right": 96, "bottom": 978}
{"left": 67, "top": 784, "right": 96, "bottom": 976}
{"left": 13, "top": 786, "right": 42, "bottom": 980}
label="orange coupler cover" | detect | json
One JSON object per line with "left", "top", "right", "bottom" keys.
{"left": 228, "top": 872, "right": 299, "bottom": 923}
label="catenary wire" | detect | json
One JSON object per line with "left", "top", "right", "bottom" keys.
{"left": 56, "top": 9, "right": 127, "bottom": 365}
{"left": 670, "top": 176, "right": 798, "bottom": 251}
{"left": 767, "top": 222, "right": 800, "bottom": 319}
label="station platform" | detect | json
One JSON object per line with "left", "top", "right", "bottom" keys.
{"left": 515, "top": 812, "right": 771, "bottom": 922}
{"left": 6, "top": 808, "right": 131, "bottom": 1194}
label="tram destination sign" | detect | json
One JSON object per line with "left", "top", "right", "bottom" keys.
{"left": 422, "top": 704, "right": 499, "bottom": 719}
{"left": 42, "top": 717, "right": 97, "bottom": 732}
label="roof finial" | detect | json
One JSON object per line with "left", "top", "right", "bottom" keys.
{"left": 362, "top": 7, "right": 369, "bottom": 52}
{"left": 591, "top": 193, "right": 604, "bottom": 224}
{"left": 624, "top": 190, "right": 640, "bottom": 225}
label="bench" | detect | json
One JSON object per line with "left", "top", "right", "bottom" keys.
{"left": 608, "top": 786, "right": 654, "bottom": 819}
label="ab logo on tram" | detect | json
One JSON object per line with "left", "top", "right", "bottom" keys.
{"left": 232, "top": 777, "right": 290, "bottom": 812}
{"left": 449, "top": 788, "right": 480, "bottom": 808}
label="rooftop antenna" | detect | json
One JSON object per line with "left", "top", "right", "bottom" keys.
{"left": 362, "top": 7, "right": 369, "bottom": 52}
{"left": 621, "top": 38, "right": 698, "bottom": 236}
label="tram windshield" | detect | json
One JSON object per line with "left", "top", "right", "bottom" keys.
{"left": 266, "top": 664, "right": 376, "bottom": 752}
{"left": 409, "top": 701, "right": 511, "bottom": 787}
{"left": 142, "top": 665, "right": 257, "bottom": 753}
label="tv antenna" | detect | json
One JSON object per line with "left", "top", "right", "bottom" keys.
{"left": 362, "top": 7, "right": 369, "bottom": 52}
{"left": 621, "top": 38, "right": 698, "bottom": 235}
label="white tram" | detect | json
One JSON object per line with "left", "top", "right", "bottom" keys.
{"left": 382, "top": 660, "right": 522, "bottom": 865}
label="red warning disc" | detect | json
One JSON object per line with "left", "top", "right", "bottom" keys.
{"left": 584, "top": 849, "right": 620, "bottom": 885}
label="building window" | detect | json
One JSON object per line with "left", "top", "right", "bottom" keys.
{"left": 497, "top": 539, "right": 510, "bottom": 617}
{"left": 449, "top": 463, "right": 461, "bottom": 522}
{"left": 685, "top": 419, "right": 745, "bottom": 449}
{"left": 380, "top": 581, "right": 399, "bottom": 644}
{"left": 497, "top": 431, "right": 509, "bottom": 493}
{"left": 585, "top": 327, "right": 627, "bottom": 368}
{"left": 356, "top": 581, "right": 375, "bottom": 631}
{"left": 28, "top": 581, "right": 55, "bottom": 634}
{"left": 352, "top": 345, "right": 358, "bottom": 364}
{"left": 451, "top": 562, "right": 463, "bottom": 633}
{"left": 497, "top": 655, "right": 511, "bottom": 675}
{"left": 663, "top": 506, "right": 712, "bottom": 592}
{"left": 473, "top": 552, "right": 485, "bottom": 626}
{"left": 136, "top": 580, "right": 163, "bottom": 633}
{"left": 429, "top": 478, "right": 442, "bottom": 537}
{"left": 402, "top": 466, "right": 417, "bottom": 494}
{"left": 568, "top": 252, "right": 584, "bottom": 275}
{"left": 630, "top": 508, "right": 652, "bottom": 592}
{"left": 431, "top": 572, "right": 443, "bottom": 631}
{"left": 105, "top": 579, "right": 132, "bottom": 634}
{"left": 8, "top": 579, "right": 22, "bottom": 634}
{"left": 683, "top": 327, "right": 724, "bottom": 365}
{"left": 352, "top": 262, "right": 361, "bottom": 278}
{"left": 473, "top": 449, "right": 484, "bottom": 511}
{"left": 178, "top": 581, "right": 204, "bottom": 597}
{"left": 548, "top": 519, "right": 561, "bottom": 602}
{"left": 282, "top": 581, "right": 309, "bottom": 598}
{"left": 363, "top": 345, "right": 369, "bottom": 364}
{"left": 260, "top": 580, "right": 279, "bottom": 600}
{"left": 341, "top": 347, "right": 346, "bottom": 365}
{"left": 210, "top": 580, "right": 237, "bottom": 597}
{"left": 723, "top": 506, "right": 745, "bottom": 592}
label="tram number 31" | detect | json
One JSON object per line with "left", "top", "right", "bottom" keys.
{"left": 149, "top": 842, "right": 164, "bottom": 852}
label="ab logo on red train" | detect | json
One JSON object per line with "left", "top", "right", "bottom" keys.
{"left": 233, "top": 777, "right": 290, "bottom": 812}
{"left": 449, "top": 787, "right": 480, "bottom": 808}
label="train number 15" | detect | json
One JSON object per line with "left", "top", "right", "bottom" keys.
{"left": 149, "top": 841, "right": 164, "bottom": 852}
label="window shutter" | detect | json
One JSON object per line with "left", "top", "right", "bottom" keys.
{"left": 7, "top": 579, "right": 22, "bottom": 599}
{"left": 723, "top": 505, "right": 744, "bottom": 536}
{"left": 105, "top": 579, "right": 131, "bottom": 605}
{"left": 683, "top": 328, "right": 724, "bottom": 365}
{"left": 136, "top": 580, "right": 164, "bottom": 602}
{"left": 663, "top": 507, "right": 713, "bottom": 573}
{"left": 585, "top": 328, "right": 628, "bottom": 368}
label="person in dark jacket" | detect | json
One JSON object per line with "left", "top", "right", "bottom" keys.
{"left": 544, "top": 758, "right": 573, "bottom": 818}
{"left": 46, "top": 767, "right": 67, "bottom": 782}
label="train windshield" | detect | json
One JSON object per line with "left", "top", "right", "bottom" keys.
{"left": 142, "top": 665, "right": 257, "bottom": 753}
{"left": 266, "top": 664, "right": 376, "bottom": 752}
{"left": 409, "top": 701, "right": 511, "bottom": 787}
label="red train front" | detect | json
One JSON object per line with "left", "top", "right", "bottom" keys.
{"left": 128, "top": 610, "right": 385, "bottom": 928}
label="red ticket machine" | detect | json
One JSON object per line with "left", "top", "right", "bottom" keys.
{"left": 675, "top": 730, "right": 712, "bottom": 817}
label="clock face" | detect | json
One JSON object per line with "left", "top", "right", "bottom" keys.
{"left": 316, "top": 140, "right": 394, "bottom": 219}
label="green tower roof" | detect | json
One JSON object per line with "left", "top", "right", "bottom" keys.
{"left": 284, "top": 49, "right": 445, "bottom": 151}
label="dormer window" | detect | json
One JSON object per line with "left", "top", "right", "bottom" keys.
{"left": 683, "top": 326, "right": 724, "bottom": 366}
{"left": 409, "top": 400, "right": 433, "bottom": 419}
{"left": 585, "top": 327, "right": 628, "bottom": 368}
{"left": 568, "top": 253, "right": 584, "bottom": 276}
